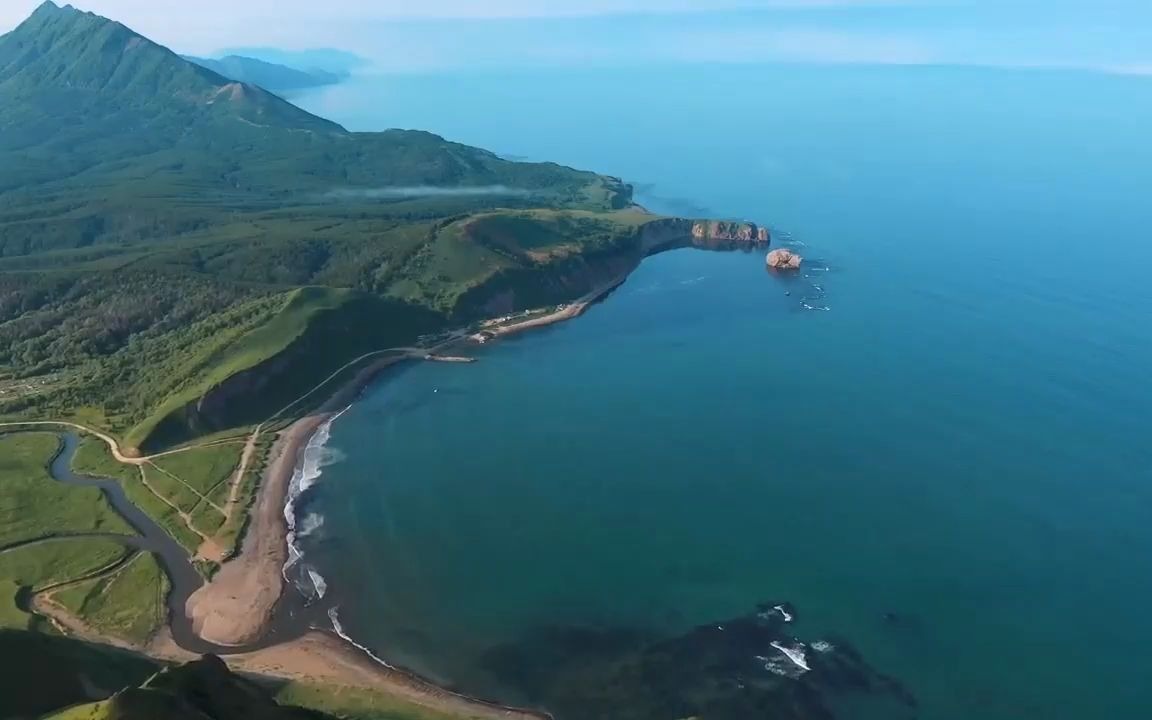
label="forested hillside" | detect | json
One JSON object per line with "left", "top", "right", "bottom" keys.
{"left": 0, "top": 2, "right": 655, "bottom": 451}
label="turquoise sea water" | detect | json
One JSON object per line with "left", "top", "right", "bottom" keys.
{"left": 292, "top": 66, "right": 1152, "bottom": 719}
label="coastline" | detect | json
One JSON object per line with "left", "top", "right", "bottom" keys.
{"left": 186, "top": 354, "right": 409, "bottom": 647}
{"left": 10, "top": 228, "right": 752, "bottom": 717}
{"left": 485, "top": 272, "right": 630, "bottom": 340}
{"left": 182, "top": 237, "right": 674, "bottom": 713}
{"left": 484, "top": 229, "right": 671, "bottom": 340}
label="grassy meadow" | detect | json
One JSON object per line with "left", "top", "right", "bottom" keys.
{"left": 0, "top": 432, "right": 132, "bottom": 547}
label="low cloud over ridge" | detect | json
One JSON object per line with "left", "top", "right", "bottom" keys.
{"left": 323, "top": 185, "right": 531, "bottom": 200}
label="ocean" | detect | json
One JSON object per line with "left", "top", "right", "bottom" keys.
{"left": 289, "top": 64, "right": 1152, "bottom": 719}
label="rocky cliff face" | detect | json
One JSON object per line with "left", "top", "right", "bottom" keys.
{"left": 634, "top": 217, "right": 771, "bottom": 251}
{"left": 691, "top": 220, "right": 770, "bottom": 246}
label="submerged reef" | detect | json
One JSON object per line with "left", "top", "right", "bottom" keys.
{"left": 480, "top": 601, "right": 916, "bottom": 720}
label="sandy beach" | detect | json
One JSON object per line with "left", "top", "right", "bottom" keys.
{"left": 177, "top": 264, "right": 659, "bottom": 713}
{"left": 233, "top": 632, "right": 545, "bottom": 720}
{"left": 487, "top": 269, "right": 634, "bottom": 340}
{"left": 185, "top": 354, "right": 410, "bottom": 647}
{"left": 187, "top": 257, "right": 650, "bottom": 645}
{"left": 139, "top": 628, "right": 543, "bottom": 720}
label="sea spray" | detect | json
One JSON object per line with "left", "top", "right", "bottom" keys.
{"left": 283, "top": 406, "right": 350, "bottom": 599}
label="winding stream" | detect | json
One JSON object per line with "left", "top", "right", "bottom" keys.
{"left": 47, "top": 432, "right": 312, "bottom": 654}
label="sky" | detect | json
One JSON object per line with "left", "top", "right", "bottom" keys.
{"left": 2, "top": 0, "right": 1151, "bottom": 74}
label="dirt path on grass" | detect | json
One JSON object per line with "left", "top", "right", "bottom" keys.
{"left": 0, "top": 421, "right": 146, "bottom": 461}
{"left": 222, "top": 430, "right": 260, "bottom": 519}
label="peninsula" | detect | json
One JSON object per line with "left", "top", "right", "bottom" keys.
{"left": 0, "top": 3, "right": 777, "bottom": 719}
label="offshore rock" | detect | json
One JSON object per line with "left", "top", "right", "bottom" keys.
{"left": 766, "top": 248, "right": 803, "bottom": 270}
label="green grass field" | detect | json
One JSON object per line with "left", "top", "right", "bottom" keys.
{"left": 0, "top": 538, "right": 131, "bottom": 592}
{"left": 136, "top": 467, "right": 204, "bottom": 555}
{"left": 153, "top": 443, "right": 243, "bottom": 496}
{"left": 71, "top": 436, "right": 138, "bottom": 485}
{"left": 0, "top": 433, "right": 133, "bottom": 548}
{"left": 72, "top": 437, "right": 203, "bottom": 555}
{"left": 150, "top": 443, "right": 243, "bottom": 543}
{"left": 54, "top": 552, "right": 169, "bottom": 645}
{"left": 275, "top": 681, "right": 491, "bottom": 720}
{"left": 140, "top": 466, "right": 202, "bottom": 513}
{"left": 213, "top": 436, "right": 273, "bottom": 557}
{"left": 0, "top": 538, "right": 132, "bottom": 631}
{"left": 189, "top": 500, "right": 227, "bottom": 537}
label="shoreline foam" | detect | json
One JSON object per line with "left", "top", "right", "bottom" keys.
{"left": 186, "top": 355, "right": 406, "bottom": 648}
{"left": 283, "top": 406, "right": 348, "bottom": 601}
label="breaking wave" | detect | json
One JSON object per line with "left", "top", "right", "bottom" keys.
{"left": 328, "top": 606, "right": 397, "bottom": 669}
{"left": 756, "top": 641, "right": 811, "bottom": 678}
{"left": 307, "top": 568, "right": 328, "bottom": 599}
{"left": 283, "top": 407, "right": 349, "bottom": 596}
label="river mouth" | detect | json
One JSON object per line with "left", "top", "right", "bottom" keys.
{"left": 47, "top": 432, "right": 320, "bottom": 655}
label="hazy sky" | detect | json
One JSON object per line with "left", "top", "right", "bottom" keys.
{"left": 3, "top": 1, "right": 1151, "bottom": 74}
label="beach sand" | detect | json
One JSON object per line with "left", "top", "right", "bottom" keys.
{"left": 186, "top": 260, "right": 644, "bottom": 644}
{"left": 176, "top": 274, "right": 650, "bottom": 712}
{"left": 185, "top": 355, "right": 408, "bottom": 647}
{"left": 141, "top": 628, "right": 542, "bottom": 720}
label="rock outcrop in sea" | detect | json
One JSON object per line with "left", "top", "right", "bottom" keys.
{"left": 766, "top": 248, "right": 803, "bottom": 270}
{"left": 692, "top": 220, "right": 771, "bottom": 246}
{"left": 481, "top": 600, "right": 917, "bottom": 720}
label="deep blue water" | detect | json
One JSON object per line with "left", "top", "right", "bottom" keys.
{"left": 291, "top": 65, "right": 1152, "bottom": 719}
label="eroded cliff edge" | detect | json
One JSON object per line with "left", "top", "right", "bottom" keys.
{"left": 456, "top": 217, "right": 771, "bottom": 317}
{"left": 144, "top": 216, "right": 770, "bottom": 449}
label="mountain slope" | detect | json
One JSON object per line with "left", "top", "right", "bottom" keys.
{"left": 0, "top": 2, "right": 630, "bottom": 253}
{"left": 184, "top": 54, "right": 343, "bottom": 92}
{"left": 0, "top": 2, "right": 340, "bottom": 169}
{"left": 0, "top": 2, "right": 650, "bottom": 451}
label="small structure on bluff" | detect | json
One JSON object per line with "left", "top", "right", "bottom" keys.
{"left": 766, "top": 248, "right": 802, "bottom": 270}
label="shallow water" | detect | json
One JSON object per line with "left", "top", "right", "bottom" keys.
{"left": 291, "top": 65, "right": 1152, "bottom": 719}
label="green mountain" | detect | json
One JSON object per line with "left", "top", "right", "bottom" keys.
{"left": 0, "top": 1, "right": 650, "bottom": 451}
{"left": 182, "top": 54, "right": 344, "bottom": 93}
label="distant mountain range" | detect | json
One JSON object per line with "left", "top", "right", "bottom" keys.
{"left": 219, "top": 47, "right": 368, "bottom": 76}
{"left": 182, "top": 54, "right": 345, "bottom": 93}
